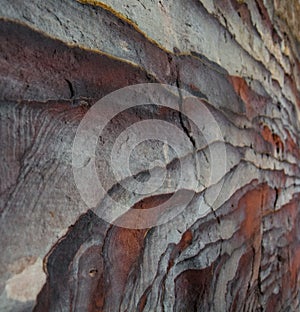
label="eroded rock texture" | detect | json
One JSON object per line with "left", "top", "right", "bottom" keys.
{"left": 0, "top": 0, "right": 300, "bottom": 311}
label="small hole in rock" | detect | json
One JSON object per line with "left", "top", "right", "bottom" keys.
{"left": 89, "top": 268, "right": 98, "bottom": 277}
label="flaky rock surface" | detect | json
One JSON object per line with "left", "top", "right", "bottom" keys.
{"left": 0, "top": 0, "right": 300, "bottom": 311}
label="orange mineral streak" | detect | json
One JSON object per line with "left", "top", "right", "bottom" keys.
{"left": 228, "top": 76, "right": 267, "bottom": 120}
{"left": 105, "top": 193, "right": 174, "bottom": 309}
{"left": 261, "top": 125, "right": 284, "bottom": 155}
{"left": 167, "top": 229, "right": 193, "bottom": 271}
{"left": 238, "top": 184, "right": 274, "bottom": 238}
{"left": 137, "top": 286, "right": 151, "bottom": 312}
{"left": 177, "top": 229, "right": 193, "bottom": 251}
{"left": 113, "top": 193, "right": 173, "bottom": 229}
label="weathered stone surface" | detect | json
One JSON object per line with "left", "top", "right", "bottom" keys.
{"left": 0, "top": 0, "right": 300, "bottom": 311}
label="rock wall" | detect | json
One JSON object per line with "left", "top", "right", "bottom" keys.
{"left": 0, "top": 0, "right": 300, "bottom": 311}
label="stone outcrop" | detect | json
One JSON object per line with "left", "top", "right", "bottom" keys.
{"left": 0, "top": 1, "right": 300, "bottom": 311}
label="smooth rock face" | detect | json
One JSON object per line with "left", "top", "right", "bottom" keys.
{"left": 0, "top": 0, "right": 300, "bottom": 311}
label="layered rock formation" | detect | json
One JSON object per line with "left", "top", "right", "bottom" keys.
{"left": 0, "top": 0, "right": 300, "bottom": 311}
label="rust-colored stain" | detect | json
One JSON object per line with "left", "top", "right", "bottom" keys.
{"left": 238, "top": 184, "right": 274, "bottom": 238}
{"left": 132, "top": 194, "right": 173, "bottom": 210}
{"left": 261, "top": 124, "right": 284, "bottom": 155}
{"left": 104, "top": 226, "right": 146, "bottom": 309}
{"left": 178, "top": 229, "right": 193, "bottom": 250}
{"left": 228, "top": 76, "right": 267, "bottom": 119}
{"left": 230, "top": 0, "right": 252, "bottom": 26}
{"left": 137, "top": 286, "right": 151, "bottom": 312}
{"left": 103, "top": 193, "right": 175, "bottom": 309}
{"left": 112, "top": 193, "right": 174, "bottom": 229}
{"left": 2, "top": 0, "right": 300, "bottom": 309}
{"left": 167, "top": 229, "right": 193, "bottom": 271}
